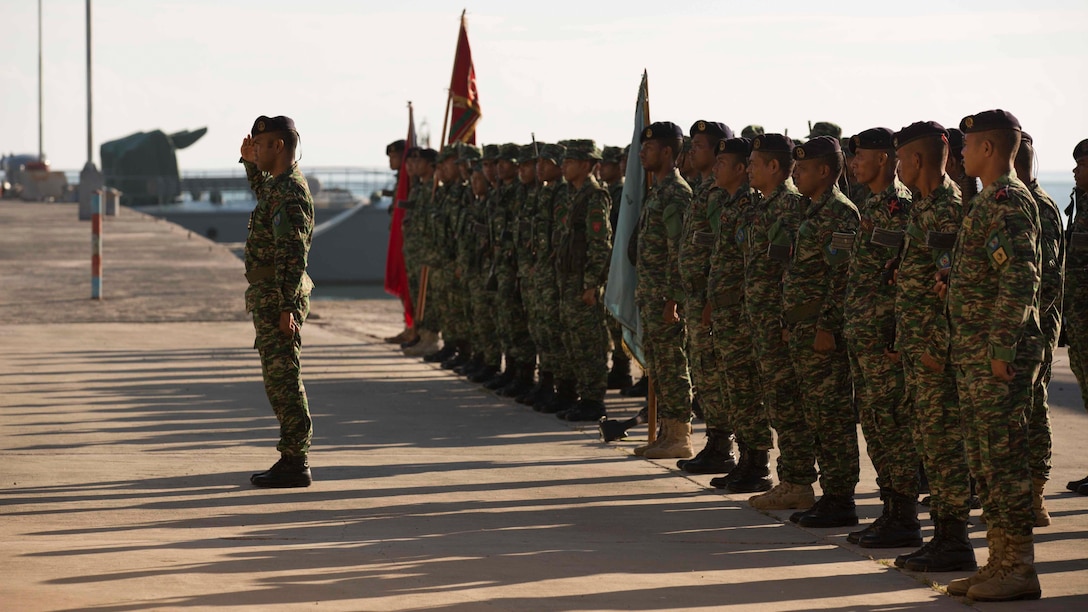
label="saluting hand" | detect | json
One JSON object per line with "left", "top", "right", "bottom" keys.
{"left": 240, "top": 135, "right": 257, "bottom": 163}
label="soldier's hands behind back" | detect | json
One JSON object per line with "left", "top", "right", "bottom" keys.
{"left": 813, "top": 329, "right": 836, "bottom": 354}
{"left": 279, "top": 311, "right": 298, "bottom": 337}
{"left": 991, "top": 358, "right": 1014, "bottom": 382}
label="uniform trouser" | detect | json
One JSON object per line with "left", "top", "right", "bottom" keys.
{"left": 404, "top": 248, "right": 421, "bottom": 328}
{"left": 444, "top": 266, "right": 470, "bottom": 345}
{"left": 253, "top": 297, "right": 312, "bottom": 457}
{"left": 534, "top": 269, "right": 565, "bottom": 378}
{"left": 521, "top": 266, "right": 548, "bottom": 374}
{"left": 848, "top": 338, "right": 918, "bottom": 497}
{"left": 638, "top": 303, "right": 692, "bottom": 421}
{"left": 1065, "top": 298, "right": 1088, "bottom": 409}
{"left": 1030, "top": 341, "right": 1057, "bottom": 481}
{"left": 427, "top": 266, "right": 449, "bottom": 336}
{"left": 468, "top": 274, "right": 502, "bottom": 365}
{"left": 684, "top": 297, "right": 728, "bottom": 432}
{"left": 558, "top": 276, "right": 610, "bottom": 401}
{"left": 904, "top": 353, "right": 970, "bottom": 521}
{"left": 789, "top": 322, "right": 859, "bottom": 497}
{"left": 712, "top": 304, "right": 772, "bottom": 450}
{"left": 954, "top": 357, "right": 1040, "bottom": 536}
{"left": 608, "top": 317, "right": 630, "bottom": 367}
{"left": 749, "top": 310, "right": 815, "bottom": 485}
{"left": 496, "top": 271, "right": 536, "bottom": 364}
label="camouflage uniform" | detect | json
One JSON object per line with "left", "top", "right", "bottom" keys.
{"left": 844, "top": 179, "right": 917, "bottom": 497}
{"left": 947, "top": 171, "right": 1042, "bottom": 536}
{"left": 243, "top": 158, "right": 315, "bottom": 457}
{"left": 554, "top": 148, "right": 613, "bottom": 402}
{"left": 513, "top": 145, "right": 545, "bottom": 374}
{"left": 742, "top": 179, "right": 814, "bottom": 484}
{"left": 605, "top": 168, "right": 630, "bottom": 372}
{"left": 532, "top": 164, "right": 567, "bottom": 380}
{"left": 1027, "top": 180, "right": 1063, "bottom": 481}
{"left": 1064, "top": 188, "right": 1088, "bottom": 408}
{"left": 896, "top": 175, "right": 970, "bottom": 521}
{"left": 491, "top": 146, "right": 536, "bottom": 368}
{"left": 400, "top": 176, "right": 425, "bottom": 327}
{"left": 459, "top": 177, "right": 501, "bottom": 366}
{"left": 678, "top": 178, "right": 728, "bottom": 432}
{"left": 636, "top": 167, "right": 693, "bottom": 421}
{"left": 782, "top": 184, "right": 861, "bottom": 497}
{"left": 708, "top": 183, "right": 773, "bottom": 450}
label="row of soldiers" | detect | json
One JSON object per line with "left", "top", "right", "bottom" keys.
{"left": 386, "top": 112, "right": 1088, "bottom": 602}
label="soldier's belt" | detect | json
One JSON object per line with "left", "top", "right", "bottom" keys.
{"left": 1070, "top": 232, "right": 1088, "bottom": 249}
{"left": 244, "top": 266, "right": 275, "bottom": 284}
{"left": 870, "top": 227, "right": 905, "bottom": 248}
{"left": 767, "top": 243, "right": 791, "bottom": 262}
{"left": 831, "top": 231, "right": 856, "bottom": 250}
{"left": 709, "top": 289, "right": 743, "bottom": 309}
{"left": 926, "top": 231, "right": 957, "bottom": 250}
{"left": 691, "top": 231, "right": 716, "bottom": 247}
{"left": 783, "top": 299, "right": 822, "bottom": 325}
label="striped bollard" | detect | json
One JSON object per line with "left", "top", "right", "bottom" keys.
{"left": 91, "top": 191, "right": 103, "bottom": 300}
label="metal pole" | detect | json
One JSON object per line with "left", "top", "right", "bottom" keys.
{"left": 91, "top": 191, "right": 102, "bottom": 299}
{"left": 38, "top": 0, "right": 43, "bottom": 161}
{"left": 85, "top": 0, "right": 92, "bottom": 165}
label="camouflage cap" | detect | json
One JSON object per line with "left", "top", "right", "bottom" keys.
{"left": 252, "top": 115, "right": 297, "bottom": 137}
{"left": 563, "top": 139, "right": 602, "bottom": 161}
{"left": 806, "top": 121, "right": 842, "bottom": 140}
{"left": 960, "top": 109, "right": 1020, "bottom": 133}
{"left": 793, "top": 135, "right": 841, "bottom": 161}
{"left": 751, "top": 133, "right": 794, "bottom": 154}
{"left": 689, "top": 120, "right": 734, "bottom": 141}
{"left": 518, "top": 144, "right": 539, "bottom": 162}
{"left": 385, "top": 138, "right": 405, "bottom": 154}
{"left": 840, "top": 137, "right": 855, "bottom": 158}
{"left": 681, "top": 136, "right": 693, "bottom": 153}
{"left": 601, "top": 146, "right": 625, "bottom": 164}
{"left": 716, "top": 137, "right": 752, "bottom": 157}
{"left": 498, "top": 143, "right": 520, "bottom": 163}
{"left": 436, "top": 144, "right": 460, "bottom": 162}
{"left": 539, "top": 142, "right": 567, "bottom": 166}
{"left": 406, "top": 147, "right": 438, "bottom": 163}
{"left": 847, "top": 127, "right": 895, "bottom": 154}
{"left": 482, "top": 144, "right": 501, "bottom": 161}
{"left": 892, "top": 121, "right": 946, "bottom": 149}
{"left": 946, "top": 127, "right": 965, "bottom": 153}
{"left": 459, "top": 144, "right": 482, "bottom": 163}
{"left": 1074, "top": 139, "right": 1088, "bottom": 161}
{"left": 741, "top": 125, "right": 765, "bottom": 139}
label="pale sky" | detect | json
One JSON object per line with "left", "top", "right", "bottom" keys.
{"left": 2, "top": 0, "right": 1086, "bottom": 173}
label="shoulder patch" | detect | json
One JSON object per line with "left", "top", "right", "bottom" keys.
{"left": 995, "top": 186, "right": 1009, "bottom": 202}
{"left": 887, "top": 197, "right": 904, "bottom": 216}
{"left": 986, "top": 227, "right": 1012, "bottom": 267}
{"left": 273, "top": 212, "right": 282, "bottom": 227}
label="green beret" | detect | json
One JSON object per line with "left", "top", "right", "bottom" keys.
{"left": 482, "top": 144, "right": 501, "bottom": 161}
{"left": 539, "top": 143, "right": 567, "bottom": 166}
{"left": 601, "top": 146, "right": 625, "bottom": 164}
{"left": 498, "top": 143, "right": 520, "bottom": 163}
{"left": 960, "top": 109, "right": 1021, "bottom": 133}
{"left": 741, "top": 125, "right": 765, "bottom": 139}
{"left": 806, "top": 121, "right": 842, "bottom": 140}
{"left": 563, "top": 139, "right": 602, "bottom": 161}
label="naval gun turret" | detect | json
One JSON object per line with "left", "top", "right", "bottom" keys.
{"left": 100, "top": 127, "right": 206, "bottom": 206}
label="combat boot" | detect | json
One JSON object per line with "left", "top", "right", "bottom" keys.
{"left": 454, "top": 353, "right": 484, "bottom": 376}
{"left": 560, "top": 398, "right": 607, "bottom": 422}
{"left": 621, "top": 376, "right": 648, "bottom": 397}
{"left": 403, "top": 329, "right": 439, "bottom": 357}
{"left": 725, "top": 449, "right": 773, "bottom": 494}
{"left": 384, "top": 328, "right": 413, "bottom": 344}
{"left": 947, "top": 527, "right": 1006, "bottom": 596}
{"left": 442, "top": 344, "right": 471, "bottom": 370}
{"left": 899, "top": 517, "right": 977, "bottom": 572}
{"left": 858, "top": 491, "right": 922, "bottom": 548}
{"left": 607, "top": 356, "right": 634, "bottom": 390}
{"left": 423, "top": 343, "right": 456, "bottom": 363}
{"left": 1065, "top": 473, "right": 1088, "bottom": 492}
{"left": 1032, "top": 477, "right": 1051, "bottom": 527}
{"left": 484, "top": 362, "right": 516, "bottom": 390}
{"left": 537, "top": 380, "right": 577, "bottom": 414}
{"left": 749, "top": 481, "right": 815, "bottom": 511}
{"left": 848, "top": 489, "right": 890, "bottom": 544}
{"left": 643, "top": 419, "right": 694, "bottom": 459}
{"left": 633, "top": 420, "right": 668, "bottom": 456}
{"left": 679, "top": 429, "right": 736, "bottom": 474}
{"left": 498, "top": 362, "right": 535, "bottom": 398}
{"left": 709, "top": 442, "right": 748, "bottom": 488}
{"left": 468, "top": 362, "right": 499, "bottom": 384}
{"left": 251, "top": 454, "right": 312, "bottom": 488}
{"left": 795, "top": 494, "right": 859, "bottom": 528}
{"left": 520, "top": 371, "right": 554, "bottom": 406}
{"left": 966, "top": 533, "right": 1041, "bottom": 601}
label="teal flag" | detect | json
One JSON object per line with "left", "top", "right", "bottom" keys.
{"left": 604, "top": 71, "right": 649, "bottom": 366}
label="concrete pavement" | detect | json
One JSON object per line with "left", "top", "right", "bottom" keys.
{"left": 2, "top": 201, "right": 1088, "bottom": 611}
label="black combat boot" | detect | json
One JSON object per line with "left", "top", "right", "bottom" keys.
{"left": 607, "top": 355, "right": 633, "bottom": 390}
{"left": 858, "top": 491, "right": 922, "bottom": 548}
{"left": 468, "top": 362, "right": 500, "bottom": 383}
{"left": 424, "top": 344, "right": 456, "bottom": 363}
{"left": 484, "top": 360, "right": 517, "bottom": 390}
{"left": 710, "top": 442, "right": 748, "bottom": 488}
{"left": 455, "top": 353, "right": 484, "bottom": 376}
{"left": 498, "top": 362, "right": 535, "bottom": 398}
{"left": 537, "top": 379, "right": 577, "bottom": 414}
{"left": 795, "top": 494, "right": 859, "bottom": 528}
{"left": 726, "top": 449, "right": 774, "bottom": 493}
{"left": 560, "top": 398, "right": 607, "bottom": 422}
{"left": 442, "top": 343, "right": 470, "bottom": 370}
{"left": 620, "top": 376, "right": 648, "bottom": 397}
{"left": 679, "top": 429, "right": 736, "bottom": 474}
{"left": 521, "top": 371, "right": 555, "bottom": 407}
{"left": 1067, "top": 474, "right": 1088, "bottom": 492}
{"left": 898, "top": 517, "right": 978, "bottom": 572}
{"left": 251, "top": 454, "right": 312, "bottom": 488}
{"left": 848, "top": 488, "right": 890, "bottom": 544}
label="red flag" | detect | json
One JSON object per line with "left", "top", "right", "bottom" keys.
{"left": 447, "top": 12, "right": 481, "bottom": 144}
{"left": 383, "top": 103, "right": 418, "bottom": 326}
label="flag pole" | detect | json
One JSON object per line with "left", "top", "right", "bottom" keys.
{"left": 639, "top": 70, "right": 658, "bottom": 444}
{"left": 438, "top": 9, "right": 465, "bottom": 148}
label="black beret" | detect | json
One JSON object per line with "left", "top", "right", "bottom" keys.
{"left": 1020, "top": 131, "right": 1033, "bottom": 146}
{"left": 893, "top": 121, "right": 947, "bottom": 149}
{"left": 1074, "top": 139, "right": 1088, "bottom": 161}
{"left": 751, "top": 133, "right": 794, "bottom": 154}
{"left": 793, "top": 135, "right": 841, "bottom": 161}
{"left": 716, "top": 137, "right": 752, "bottom": 157}
{"left": 252, "top": 115, "right": 297, "bottom": 137}
{"left": 385, "top": 139, "right": 406, "bottom": 154}
{"left": 947, "top": 127, "right": 965, "bottom": 152}
{"left": 640, "top": 121, "right": 684, "bottom": 143}
{"left": 848, "top": 127, "right": 895, "bottom": 154}
{"left": 960, "top": 109, "right": 1021, "bottom": 133}
{"left": 406, "top": 147, "right": 438, "bottom": 163}
{"left": 690, "top": 120, "right": 734, "bottom": 142}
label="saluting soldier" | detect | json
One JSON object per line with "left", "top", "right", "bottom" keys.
{"left": 240, "top": 115, "right": 316, "bottom": 488}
